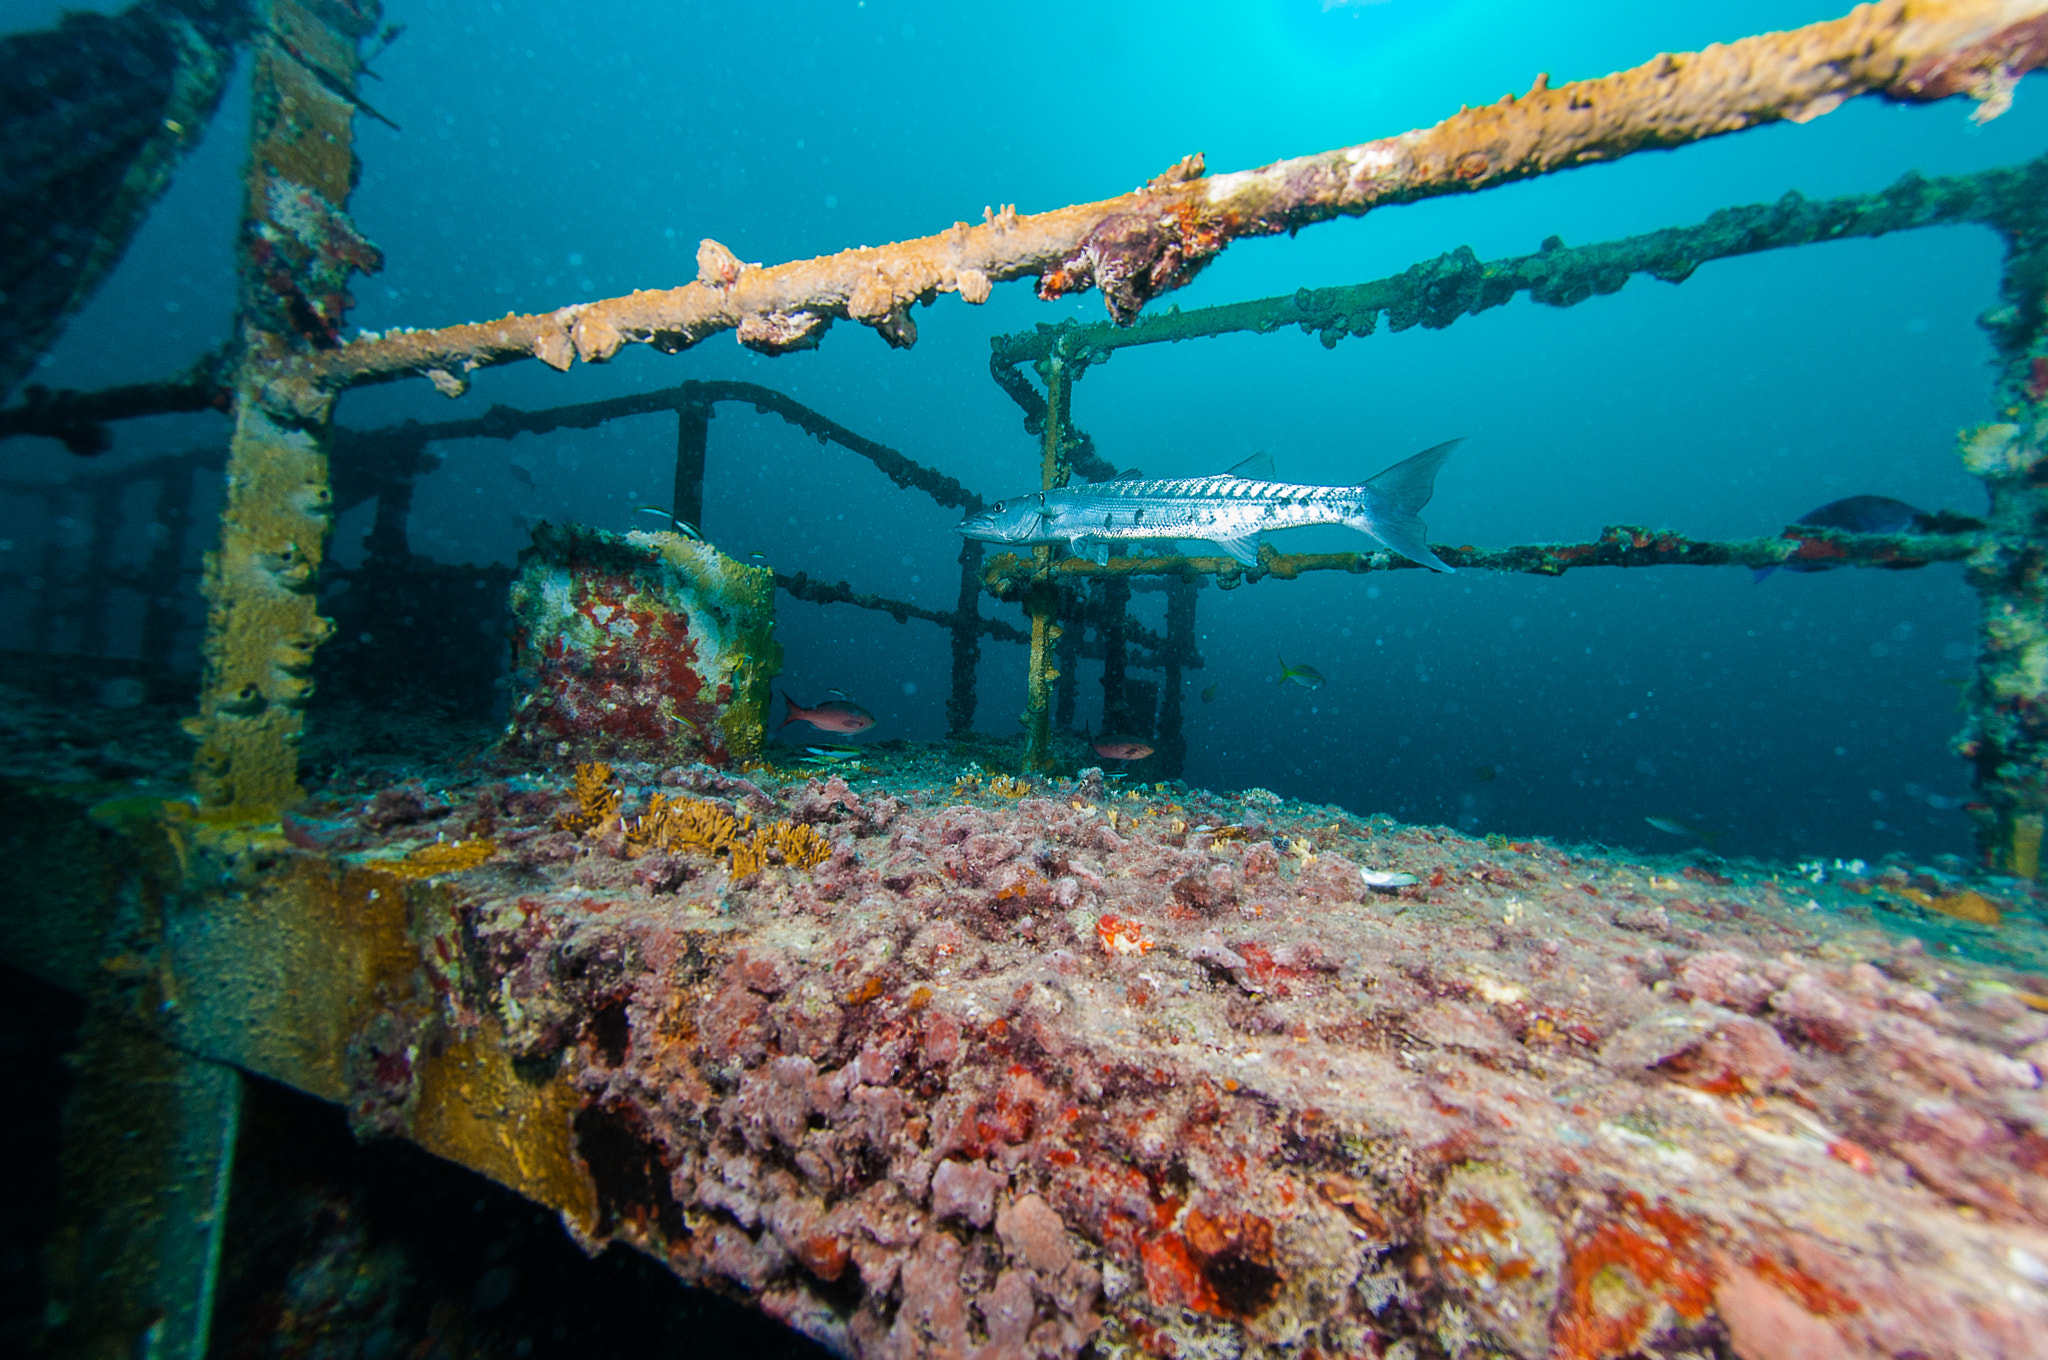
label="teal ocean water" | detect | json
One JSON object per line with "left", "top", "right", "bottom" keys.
{"left": 10, "top": 0, "right": 2048, "bottom": 863}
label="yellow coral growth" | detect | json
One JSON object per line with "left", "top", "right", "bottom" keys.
{"left": 1898, "top": 885, "right": 2002, "bottom": 926}
{"left": 557, "top": 762, "right": 622, "bottom": 834}
{"left": 728, "top": 821, "right": 832, "bottom": 878}
{"left": 627, "top": 793, "right": 746, "bottom": 857}
{"left": 729, "top": 834, "right": 767, "bottom": 879}
{"left": 387, "top": 838, "right": 498, "bottom": 879}
{"left": 955, "top": 771, "right": 1033, "bottom": 800}
{"left": 765, "top": 821, "right": 831, "bottom": 870}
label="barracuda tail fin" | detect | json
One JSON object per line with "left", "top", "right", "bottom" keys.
{"left": 1353, "top": 438, "right": 1461, "bottom": 573}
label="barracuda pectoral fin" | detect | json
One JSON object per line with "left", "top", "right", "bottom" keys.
{"left": 1210, "top": 535, "right": 1262, "bottom": 567}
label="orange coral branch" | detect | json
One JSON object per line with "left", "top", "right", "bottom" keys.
{"left": 290, "top": 0, "right": 2048, "bottom": 410}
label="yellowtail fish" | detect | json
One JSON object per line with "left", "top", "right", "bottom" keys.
{"left": 1201, "top": 684, "right": 1217, "bottom": 703}
{"left": 1276, "top": 654, "right": 1325, "bottom": 690}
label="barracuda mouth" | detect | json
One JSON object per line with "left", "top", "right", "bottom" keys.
{"left": 956, "top": 504, "right": 1050, "bottom": 543}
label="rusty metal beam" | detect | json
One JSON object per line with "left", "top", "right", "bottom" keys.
{"left": 154, "top": 817, "right": 601, "bottom": 1237}
{"left": 980, "top": 524, "right": 1986, "bottom": 597}
{"left": 282, "top": 0, "right": 2048, "bottom": 404}
{"left": 987, "top": 153, "right": 2047, "bottom": 380}
{"left": 40, "top": 1015, "right": 242, "bottom": 1360}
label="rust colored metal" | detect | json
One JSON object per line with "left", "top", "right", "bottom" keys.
{"left": 152, "top": 817, "right": 603, "bottom": 1232}
{"left": 988, "top": 153, "right": 2048, "bottom": 378}
{"left": 287, "top": 0, "right": 2048, "bottom": 405}
{"left": 409, "top": 1020, "right": 601, "bottom": 1242}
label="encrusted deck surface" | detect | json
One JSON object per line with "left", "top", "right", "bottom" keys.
{"left": 266, "top": 747, "right": 2048, "bottom": 1360}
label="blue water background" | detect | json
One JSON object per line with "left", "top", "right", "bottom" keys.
{"left": 7, "top": 0, "right": 2047, "bottom": 864}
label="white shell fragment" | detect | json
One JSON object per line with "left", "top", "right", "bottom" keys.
{"left": 1360, "top": 870, "right": 1417, "bottom": 890}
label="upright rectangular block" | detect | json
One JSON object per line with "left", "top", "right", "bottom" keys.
{"left": 507, "top": 523, "right": 779, "bottom": 767}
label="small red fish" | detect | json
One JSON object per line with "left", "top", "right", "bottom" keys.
{"left": 2030, "top": 355, "right": 2048, "bottom": 402}
{"left": 780, "top": 689, "right": 875, "bottom": 734}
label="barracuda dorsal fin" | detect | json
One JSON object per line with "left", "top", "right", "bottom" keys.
{"left": 1101, "top": 468, "right": 1145, "bottom": 482}
{"left": 1223, "top": 450, "right": 1276, "bottom": 480}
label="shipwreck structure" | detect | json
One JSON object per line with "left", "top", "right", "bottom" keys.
{"left": 9, "top": 2, "right": 2048, "bottom": 1358}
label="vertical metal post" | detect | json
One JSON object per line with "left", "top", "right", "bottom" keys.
{"left": 190, "top": 0, "right": 381, "bottom": 815}
{"left": 673, "top": 395, "right": 711, "bottom": 530}
{"left": 1157, "top": 576, "right": 1197, "bottom": 778}
{"left": 360, "top": 431, "right": 423, "bottom": 567}
{"left": 140, "top": 456, "right": 197, "bottom": 671}
{"left": 1023, "top": 354, "right": 1068, "bottom": 770}
{"left": 947, "top": 536, "right": 983, "bottom": 736}
{"left": 40, "top": 1005, "right": 243, "bottom": 1360}
{"left": 1957, "top": 191, "right": 2048, "bottom": 874}
{"left": 1053, "top": 582, "right": 1080, "bottom": 731}
{"left": 1098, "top": 573, "right": 1131, "bottom": 733}
{"left": 30, "top": 488, "right": 61, "bottom": 651}
{"left": 80, "top": 479, "right": 120, "bottom": 656}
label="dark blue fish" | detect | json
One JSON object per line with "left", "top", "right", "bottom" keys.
{"left": 1756, "top": 495, "right": 1929, "bottom": 581}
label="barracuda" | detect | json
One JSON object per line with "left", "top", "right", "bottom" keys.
{"left": 955, "top": 439, "right": 1460, "bottom": 572}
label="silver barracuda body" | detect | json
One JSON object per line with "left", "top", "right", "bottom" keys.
{"left": 954, "top": 440, "right": 1460, "bottom": 573}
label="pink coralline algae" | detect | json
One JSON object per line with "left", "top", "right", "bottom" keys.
{"left": 330, "top": 762, "right": 2048, "bottom": 1360}
{"left": 505, "top": 523, "right": 777, "bottom": 768}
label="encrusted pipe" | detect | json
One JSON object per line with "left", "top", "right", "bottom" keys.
{"left": 673, "top": 400, "right": 711, "bottom": 530}
{"left": 1053, "top": 582, "right": 1082, "bottom": 732}
{"left": 1098, "top": 571, "right": 1132, "bottom": 734}
{"left": 1157, "top": 576, "right": 1197, "bottom": 778}
{"left": 1023, "top": 355, "right": 1068, "bottom": 770}
{"left": 191, "top": 0, "right": 382, "bottom": 813}
{"left": 301, "top": 0, "right": 2048, "bottom": 396}
{"left": 946, "top": 536, "right": 984, "bottom": 736}
{"left": 1955, "top": 199, "right": 2048, "bottom": 875}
